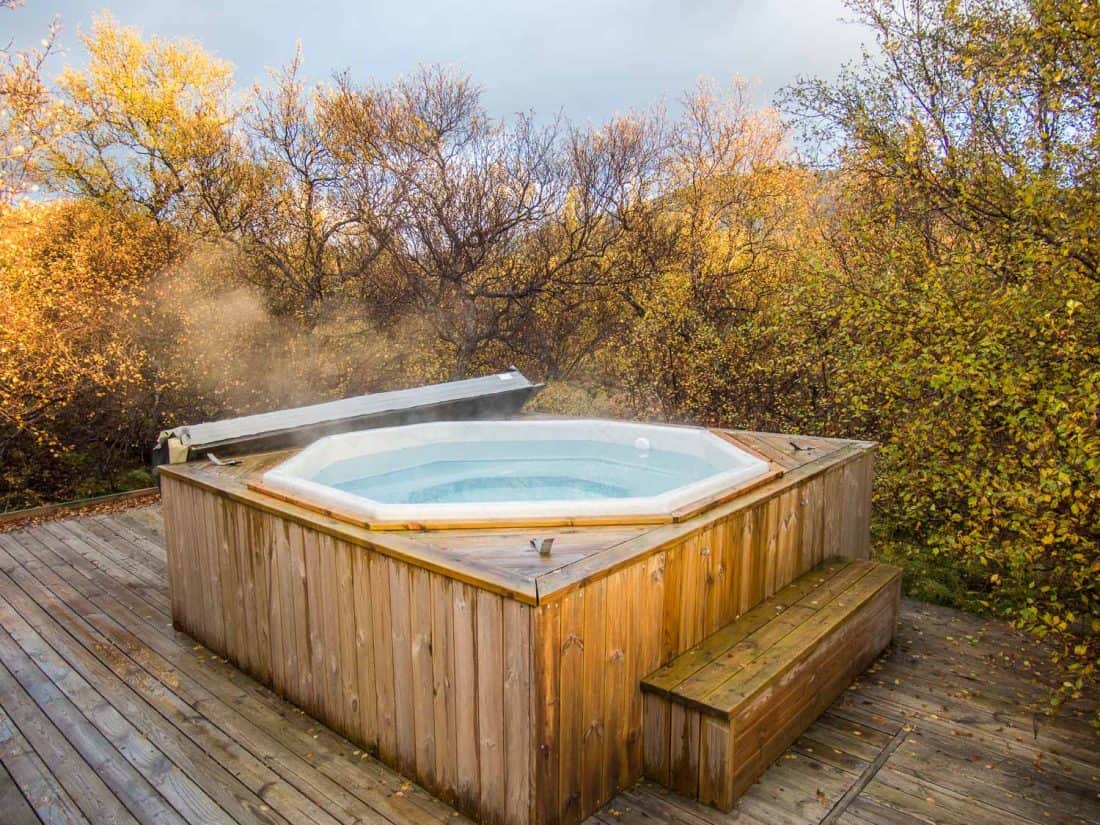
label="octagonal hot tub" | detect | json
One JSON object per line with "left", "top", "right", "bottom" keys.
{"left": 255, "top": 419, "right": 774, "bottom": 528}
{"left": 161, "top": 414, "right": 875, "bottom": 825}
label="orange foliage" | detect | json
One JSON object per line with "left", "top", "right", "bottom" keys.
{"left": 0, "top": 200, "right": 177, "bottom": 504}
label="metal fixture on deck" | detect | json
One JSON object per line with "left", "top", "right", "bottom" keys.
{"left": 530, "top": 537, "right": 554, "bottom": 556}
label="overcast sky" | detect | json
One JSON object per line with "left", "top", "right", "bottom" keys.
{"left": 5, "top": 0, "right": 868, "bottom": 123}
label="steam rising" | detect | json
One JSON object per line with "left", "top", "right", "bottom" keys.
{"left": 149, "top": 242, "right": 447, "bottom": 420}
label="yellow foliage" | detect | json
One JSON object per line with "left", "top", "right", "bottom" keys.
{"left": 49, "top": 14, "right": 237, "bottom": 220}
{"left": 0, "top": 199, "right": 177, "bottom": 504}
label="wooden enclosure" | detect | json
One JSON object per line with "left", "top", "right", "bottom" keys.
{"left": 640, "top": 558, "right": 901, "bottom": 810}
{"left": 159, "top": 430, "right": 875, "bottom": 825}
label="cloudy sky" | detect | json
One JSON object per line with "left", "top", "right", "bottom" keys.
{"left": 6, "top": 0, "right": 868, "bottom": 123}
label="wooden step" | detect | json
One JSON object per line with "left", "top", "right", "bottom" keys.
{"left": 640, "top": 558, "right": 901, "bottom": 810}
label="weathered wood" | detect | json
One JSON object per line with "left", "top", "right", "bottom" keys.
{"left": 640, "top": 559, "right": 901, "bottom": 811}
{"left": 476, "top": 591, "right": 505, "bottom": 824}
{"left": 667, "top": 703, "right": 700, "bottom": 797}
{"left": 0, "top": 522, "right": 458, "bottom": 825}
{"left": 578, "top": 576, "right": 608, "bottom": 817}
{"left": 431, "top": 574, "right": 457, "bottom": 804}
{"left": 410, "top": 565, "right": 437, "bottom": 787}
{"left": 157, "top": 430, "right": 881, "bottom": 825}
{"left": 390, "top": 558, "right": 417, "bottom": 776}
{"left": 452, "top": 582, "right": 480, "bottom": 812}
{"left": 0, "top": 506, "right": 1097, "bottom": 825}
{"left": 161, "top": 479, "right": 546, "bottom": 825}
{"left": 534, "top": 443, "right": 875, "bottom": 601}
{"left": 641, "top": 693, "right": 670, "bottom": 786}
{"left": 157, "top": 432, "right": 875, "bottom": 606}
{"left": 369, "top": 549, "right": 397, "bottom": 764}
{"left": 556, "top": 588, "right": 585, "bottom": 825}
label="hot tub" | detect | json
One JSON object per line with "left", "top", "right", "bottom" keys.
{"left": 159, "top": 420, "right": 875, "bottom": 825}
{"left": 256, "top": 419, "right": 772, "bottom": 527}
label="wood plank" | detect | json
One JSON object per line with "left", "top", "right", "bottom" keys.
{"left": 690, "top": 564, "right": 884, "bottom": 711}
{"left": 0, "top": 540, "right": 322, "bottom": 823}
{"left": 369, "top": 550, "right": 397, "bottom": 764}
{"left": 161, "top": 479, "right": 188, "bottom": 633}
{"left": 641, "top": 693, "right": 670, "bottom": 785}
{"left": 162, "top": 469, "right": 540, "bottom": 604}
{"left": 475, "top": 591, "right": 505, "bottom": 825}
{"left": 0, "top": 760, "right": 39, "bottom": 825}
{"left": 602, "top": 568, "right": 628, "bottom": 795}
{"left": 697, "top": 715, "right": 732, "bottom": 810}
{"left": 352, "top": 541, "right": 380, "bottom": 753}
{"left": 710, "top": 567, "right": 899, "bottom": 714}
{"left": 0, "top": 591, "right": 230, "bottom": 824}
{"left": 557, "top": 587, "right": 585, "bottom": 825}
{"left": 636, "top": 559, "right": 901, "bottom": 813}
{"left": 215, "top": 496, "right": 245, "bottom": 673}
{"left": 335, "top": 538, "right": 361, "bottom": 742}
{"left": 621, "top": 561, "right": 647, "bottom": 787}
{"left": 451, "top": 581, "right": 480, "bottom": 813}
{"left": 3, "top": 504, "right": 1098, "bottom": 825}
{"left": 579, "top": 575, "right": 608, "bottom": 816}
{"left": 0, "top": 699, "right": 91, "bottom": 824}
{"left": 389, "top": 557, "right": 417, "bottom": 775}
{"left": 642, "top": 558, "right": 850, "bottom": 696}
{"left": 0, "top": 631, "right": 149, "bottom": 824}
{"left": 238, "top": 503, "right": 264, "bottom": 686}
{"left": 303, "top": 526, "right": 327, "bottom": 723}
{"left": 247, "top": 508, "right": 273, "bottom": 689}
{"left": 197, "top": 487, "right": 227, "bottom": 654}
{"left": 527, "top": 598, "right": 554, "bottom": 825}
{"left": 671, "top": 604, "right": 818, "bottom": 708}
{"left": 667, "top": 704, "right": 700, "bottom": 798}
{"left": 659, "top": 542, "right": 684, "bottom": 664}
{"left": 158, "top": 435, "right": 874, "bottom": 608}
{"left": 431, "top": 576, "right": 456, "bottom": 801}
{"left": 0, "top": 532, "right": 454, "bottom": 825}
{"left": 535, "top": 444, "right": 872, "bottom": 601}
{"left": 267, "top": 512, "right": 292, "bottom": 698}
{"left": 286, "top": 522, "right": 314, "bottom": 713}
{"left": 0, "top": 555, "right": 298, "bottom": 824}
{"left": 410, "top": 566, "right": 437, "bottom": 788}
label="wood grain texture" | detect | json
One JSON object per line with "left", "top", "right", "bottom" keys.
{"left": 158, "top": 433, "right": 875, "bottom": 606}
{"left": 159, "top": 433, "right": 879, "bottom": 825}
{"left": 640, "top": 559, "right": 902, "bottom": 811}
{"left": 528, "top": 451, "right": 876, "bottom": 825}
{"left": 161, "top": 479, "right": 537, "bottom": 825}
{"left": 0, "top": 506, "right": 1096, "bottom": 825}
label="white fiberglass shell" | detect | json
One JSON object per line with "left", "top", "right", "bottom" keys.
{"left": 259, "top": 419, "right": 771, "bottom": 525}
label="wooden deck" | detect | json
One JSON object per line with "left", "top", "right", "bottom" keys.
{"left": 0, "top": 505, "right": 1095, "bottom": 825}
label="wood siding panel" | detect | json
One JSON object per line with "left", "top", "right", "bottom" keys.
{"left": 529, "top": 452, "right": 872, "bottom": 825}
{"left": 160, "top": 481, "right": 534, "bottom": 825}
{"left": 160, "top": 436, "right": 875, "bottom": 825}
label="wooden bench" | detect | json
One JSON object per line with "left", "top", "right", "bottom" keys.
{"left": 640, "top": 558, "right": 901, "bottom": 810}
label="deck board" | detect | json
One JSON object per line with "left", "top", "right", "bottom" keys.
{"left": 0, "top": 504, "right": 1094, "bottom": 825}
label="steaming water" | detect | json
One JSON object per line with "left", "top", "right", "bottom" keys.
{"left": 310, "top": 439, "right": 721, "bottom": 504}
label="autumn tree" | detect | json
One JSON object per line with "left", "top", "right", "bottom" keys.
{"left": 322, "top": 66, "right": 659, "bottom": 378}
{"left": 0, "top": 0, "right": 58, "bottom": 211}
{"left": 48, "top": 14, "right": 242, "bottom": 225}
{"left": 606, "top": 81, "right": 814, "bottom": 426}
{"left": 782, "top": 0, "right": 1099, "bottom": 696}
{"left": 227, "top": 47, "right": 386, "bottom": 323}
{"left": 0, "top": 200, "right": 180, "bottom": 506}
